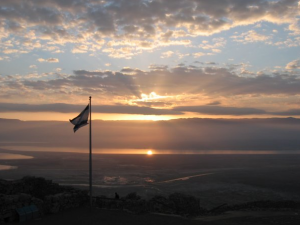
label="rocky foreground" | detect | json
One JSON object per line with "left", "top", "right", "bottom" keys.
{"left": 0, "top": 177, "right": 88, "bottom": 223}
{"left": 1, "top": 177, "right": 300, "bottom": 224}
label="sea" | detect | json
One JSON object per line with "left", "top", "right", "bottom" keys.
{"left": 1, "top": 147, "right": 300, "bottom": 208}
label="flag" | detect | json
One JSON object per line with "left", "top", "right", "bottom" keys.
{"left": 70, "top": 104, "right": 89, "bottom": 132}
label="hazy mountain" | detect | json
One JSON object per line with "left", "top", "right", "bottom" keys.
{"left": 1, "top": 118, "right": 300, "bottom": 151}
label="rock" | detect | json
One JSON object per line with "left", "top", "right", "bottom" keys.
{"left": 169, "top": 193, "right": 202, "bottom": 216}
{"left": 147, "top": 195, "right": 176, "bottom": 214}
{"left": 123, "top": 199, "right": 147, "bottom": 214}
{"left": 96, "top": 193, "right": 204, "bottom": 217}
{"left": 95, "top": 198, "right": 124, "bottom": 210}
{"left": 124, "top": 192, "right": 141, "bottom": 201}
{"left": 44, "top": 191, "right": 88, "bottom": 214}
{"left": 0, "top": 177, "right": 89, "bottom": 222}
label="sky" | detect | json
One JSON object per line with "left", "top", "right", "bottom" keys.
{"left": 0, "top": 0, "right": 300, "bottom": 121}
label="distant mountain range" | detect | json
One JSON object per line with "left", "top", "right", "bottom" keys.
{"left": 0, "top": 117, "right": 300, "bottom": 152}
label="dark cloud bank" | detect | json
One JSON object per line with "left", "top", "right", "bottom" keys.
{"left": 0, "top": 103, "right": 182, "bottom": 115}
{"left": 8, "top": 65, "right": 300, "bottom": 99}
{"left": 1, "top": 118, "right": 300, "bottom": 151}
{"left": 0, "top": 103, "right": 299, "bottom": 116}
{"left": 173, "top": 105, "right": 267, "bottom": 115}
{"left": 1, "top": 0, "right": 298, "bottom": 40}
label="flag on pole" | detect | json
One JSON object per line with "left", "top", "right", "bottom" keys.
{"left": 69, "top": 104, "right": 90, "bottom": 132}
{"left": 69, "top": 97, "right": 93, "bottom": 211}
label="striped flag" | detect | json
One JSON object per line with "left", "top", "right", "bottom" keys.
{"left": 69, "top": 104, "right": 90, "bottom": 132}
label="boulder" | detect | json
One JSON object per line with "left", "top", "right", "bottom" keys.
{"left": 169, "top": 193, "right": 201, "bottom": 216}
{"left": 147, "top": 195, "right": 176, "bottom": 214}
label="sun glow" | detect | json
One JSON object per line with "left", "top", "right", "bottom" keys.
{"left": 138, "top": 92, "right": 169, "bottom": 102}
{"left": 147, "top": 150, "right": 153, "bottom": 155}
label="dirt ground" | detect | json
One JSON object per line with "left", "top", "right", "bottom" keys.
{"left": 16, "top": 206, "right": 300, "bottom": 225}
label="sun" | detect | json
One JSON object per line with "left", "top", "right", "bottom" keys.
{"left": 147, "top": 150, "right": 153, "bottom": 155}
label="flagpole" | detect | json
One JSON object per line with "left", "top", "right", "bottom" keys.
{"left": 89, "top": 96, "right": 92, "bottom": 211}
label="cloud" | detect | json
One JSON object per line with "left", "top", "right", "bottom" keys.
{"left": 0, "top": 0, "right": 299, "bottom": 57}
{"left": 173, "top": 105, "right": 266, "bottom": 115}
{"left": 134, "top": 101, "right": 172, "bottom": 107}
{"left": 173, "top": 105, "right": 300, "bottom": 116}
{"left": 286, "top": 59, "right": 300, "bottom": 69}
{"left": 73, "top": 70, "right": 109, "bottom": 76}
{"left": 206, "top": 101, "right": 221, "bottom": 106}
{"left": 148, "top": 65, "right": 168, "bottom": 71}
{"left": 199, "top": 37, "right": 226, "bottom": 50}
{"left": 37, "top": 58, "right": 59, "bottom": 63}
{"left": 212, "top": 49, "right": 221, "bottom": 53}
{"left": 0, "top": 103, "right": 182, "bottom": 115}
{"left": 29, "top": 65, "right": 37, "bottom": 69}
{"left": 4, "top": 64, "right": 300, "bottom": 103}
{"left": 193, "top": 52, "right": 206, "bottom": 57}
{"left": 102, "top": 47, "right": 139, "bottom": 59}
{"left": 271, "top": 37, "right": 300, "bottom": 48}
{"left": 271, "top": 109, "right": 300, "bottom": 116}
{"left": 46, "top": 58, "right": 59, "bottom": 63}
{"left": 3, "top": 49, "right": 19, "bottom": 54}
{"left": 71, "top": 45, "right": 89, "bottom": 53}
{"left": 16, "top": 67, "right": 144, "bottom": 97}
{"left": 231, "top": 30, "right": 272, "bottom": 43}
{"left": 120, "top": 67, "right": 145, "bottom": 76}
{"left": 161, "top": 51, "right": 174, "bottom": 58}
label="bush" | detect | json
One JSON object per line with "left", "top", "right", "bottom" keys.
{"left": 124, "top": 192, "right": 141, "bottom": 200}
{"left": 169, "top": 193, "right": 201, "bottom": 216}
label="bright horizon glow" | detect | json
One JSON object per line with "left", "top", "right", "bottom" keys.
{"left": 147, "top": 150, "right": 153, "bottom": 155}
{"left": 4, "top": 146, "right": 300, "bottom": 155}
{"left": 0, "top": 112, "right": 175, "bottom": 121}
{"left": 0, "top": 112, "right": 299, "bottom": 122}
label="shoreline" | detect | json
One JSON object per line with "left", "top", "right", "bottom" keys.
{"left": 1, "top": 149, "right": 300, "bottom": 210}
